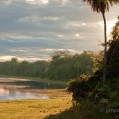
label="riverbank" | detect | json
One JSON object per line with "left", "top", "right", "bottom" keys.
{"left": 0, "top": 78, "right": 113, "bottom": 119}
{"left": 0, "top": 99, "right": 72, "bottom": 119}
{"left": 0, "top": 89, "right": 75, "bottom": 119}
{"left": 0, "top": 75, "right": 67, "bottom": 85}
{"left": 0, "top": 78, "right": 82, "bottom": 119}
{"left": 0, "top": 78, "right": 70, "bottom": 99}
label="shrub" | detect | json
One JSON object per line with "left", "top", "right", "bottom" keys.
{"left": 67, "top": 74, "right": 91, "bottom": 103}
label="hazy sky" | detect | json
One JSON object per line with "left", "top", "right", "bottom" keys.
{"left": 0, "top": 0, "right": 119, "bottom": 62}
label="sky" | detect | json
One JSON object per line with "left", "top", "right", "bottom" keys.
{"left": 0, "top": 0, "right": 119, "bottom": 62}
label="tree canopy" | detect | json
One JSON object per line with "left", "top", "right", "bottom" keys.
{"left": 0, "top": 51, "right": 94, "bottom": 81}
{"left": 83, "top": 0, "right": 118, "bottom": 13}
{"left": 106, "top": 17, "right": 119, "bottom": 79}
{"left": 47, "top": 51, "right": 94, "bottom": 80}
{"left": 83, "top": 0, "right": 119, "bottom": 84}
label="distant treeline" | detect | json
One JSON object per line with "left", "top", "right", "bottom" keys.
{"left": 0, "top": 51, "right": 94, "bottom": 81}
{"left": 0, "top": 58, "right": 49, "bottom": 78}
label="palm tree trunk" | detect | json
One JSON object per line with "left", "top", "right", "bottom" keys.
{"left": 102, "top": 12, "right": 107, "bottom": 85}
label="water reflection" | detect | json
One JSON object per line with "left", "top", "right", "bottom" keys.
{"left": 0, "top": 78, "right": 66, "bottom": 100}
{"left": 0, "top": 87, "right": 49, "bottom": 100}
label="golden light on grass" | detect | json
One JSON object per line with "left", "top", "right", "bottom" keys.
{"left": 0, "top": 90, "right": 72, "bottom": 119}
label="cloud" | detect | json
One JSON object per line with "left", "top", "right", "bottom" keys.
{"left": 0, "top": 0, "right": 118, "bottom": 61}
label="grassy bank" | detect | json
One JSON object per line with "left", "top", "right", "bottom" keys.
{"left": 0, "top": 89, "right": 74, "bottom": 119}
{"left": 0, "top": 89, "right": 93, "bottom": 119}
{"left": 0, "top": 99, "right": 72, "bottom": 119}
{"left": 0, "top": 99, "right": 71, "bottom": 119}
{"left": 0, "top": 89, "right": 113, "bottom": 119}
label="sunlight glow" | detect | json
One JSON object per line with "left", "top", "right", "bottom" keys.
{"left": 58, "top": 35, "right": 64, "bottom": 37}
{"left": 26, "top": 0, "right": 34, "bottom": 3}
{"left": 26, "top": 0, "right": 49, "bottom": 4}
{"left": 98, "top": 19, "right": 117, "bottom": 37}
{"left": 107, "top": 19, "right": 117, "bottom": 37}
{"left": 0, "top": 56, "right": 22, "bottom": 62}
{"left": 42, "top": 0, "right": 48, "bottom": 4}
{"left": 75, "top": 34, "right": 79, "bottom": 37}
{"left": 83, "top": 23, "right": 86, "bottom": 25}
{"left": 0, "top": 88, "right": 9, "bottom": 96}
{"left": 98, "top": 21, "right": 103, "bottom": 27}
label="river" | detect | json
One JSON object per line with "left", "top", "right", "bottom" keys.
{"left": 0, "top": 78, "right": 49, "bottom": 100}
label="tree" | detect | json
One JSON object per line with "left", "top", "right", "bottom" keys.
{"left": 83, "top": 0, "right": 118, "bottom": 85}
{"left": 106, "top": 17, "right": 119, "bottom": 79}
{"left": 47, "top": 50, "right": 94, "bottom": 80}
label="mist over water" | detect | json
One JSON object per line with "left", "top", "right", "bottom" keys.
{"left": 0, "top": 78, "right": 50, "bottom": 100}
{"left": 0, "top": 87, "right": 49, "bottom": 100}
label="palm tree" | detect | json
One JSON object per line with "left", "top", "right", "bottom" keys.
{"left": 83, "top": 0, "right": 118, "bottom": 85}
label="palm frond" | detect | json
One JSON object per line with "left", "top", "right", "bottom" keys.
{"left": 83, "top": 0, "right": 119, "bottom": 13}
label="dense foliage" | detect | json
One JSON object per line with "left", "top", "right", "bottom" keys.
{"left": 67, "top": 74, "right": 91, "bottom": 102}
{"left": 67, "top": 17, "right": 119, "bottom": 118}
{"left": 106, "top": 17, "right": 119, "bottom": 80}
{"left": 0, "top": 58, "right": 49, "bottom": 78}
{"left": 46, "top": 51, "right": 94, "bottom": 80}
{"left": 0, "top": 51, "right": 94, "bottom": 81}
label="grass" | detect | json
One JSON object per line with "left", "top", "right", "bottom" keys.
{"left": 0, "top": 89, "right": 114, "bottom": 119}
{"left": 0, "top": 76, "right": 114, "bottom": 119}
{"left": 0, "top": 99, "right": 72, "bottom": 119}
{"left": 0, "top": 89, "right": 73, "bottom": 119}
{"left": 0, "top": 99, "right": 71, "bottom": 119}
{"left": 47, "top": 89, "right": 71, "bottom": 99}
{"left": 0, "top": 89, "right": 87, "bottom": 119}
{"left": 0, "top": 76, "right": 81, "bottom": 119}
{"left": 0, "top": 77, "right": 94, "bottom": 119}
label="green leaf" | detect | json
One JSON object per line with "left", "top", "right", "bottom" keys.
{"left": 99, "top": 98, "right": 109, "bottom": 104}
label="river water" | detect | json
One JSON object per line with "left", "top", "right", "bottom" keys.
{"left": 0, "top": 87, "right": 49, "bottom": 100}
{"left": 0, "top": 78, "right": 49, "bottom": 100}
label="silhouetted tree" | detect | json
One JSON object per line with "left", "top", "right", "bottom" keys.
{"left": 83, "top": 0, "right": 118, "bottom": 84}
{"left": 107, "top": 17, "right": 119, "bottom": 79}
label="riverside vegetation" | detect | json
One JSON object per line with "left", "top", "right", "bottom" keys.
{"left": 0, "top": 50, "right": 94, "bottom": 81}
{"left": 0, "top": 89, "right": 73, "bottom": 119}
{"left": 1, "top": 5, "right": 119, "bottom": 119}
{"left": 67, "top": 17, "right": 119, "bottom": 119}
{"left": 1, "top": 19, "right": 119, "bottom": 118}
